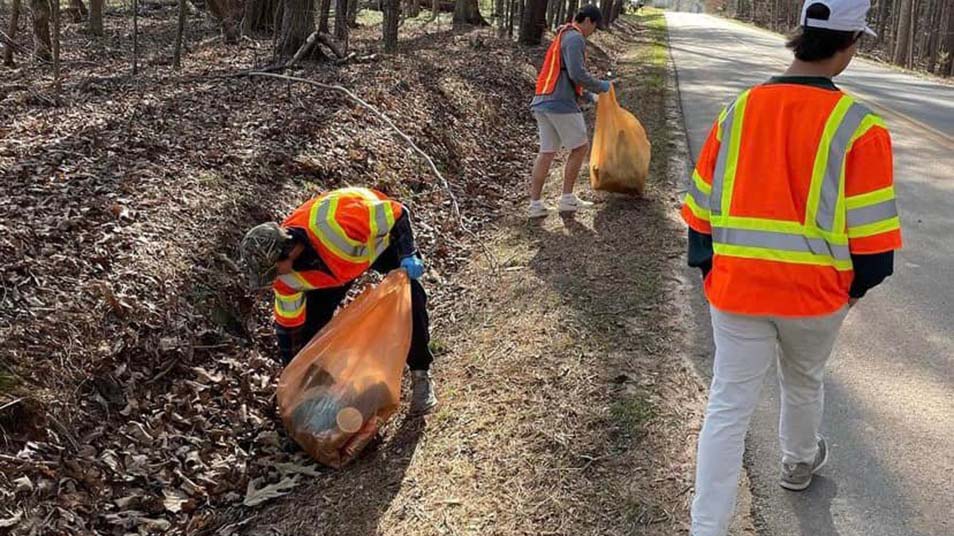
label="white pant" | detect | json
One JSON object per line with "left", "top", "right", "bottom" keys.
{"left": 691, "top": 305, "right": 849, "bottom": 536}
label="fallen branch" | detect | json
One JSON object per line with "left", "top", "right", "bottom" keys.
{"left": 0, "top": 398, "right": 24, "bottom": 413}
{"left": 317, "top": 32, "right": 346, "bottom": 59}
{"left": 248, "top": 71, "right": 463, "bottom": 224}
{"left": 242, "top": 71, "right": 497, "bottom": 271}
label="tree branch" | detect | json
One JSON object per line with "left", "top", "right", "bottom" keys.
{"left": 243, "top": 71, "right": 496, "bottom": 270}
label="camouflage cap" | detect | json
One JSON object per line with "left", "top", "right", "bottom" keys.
{"left": 239, "top": 222, "right": 292, "bottom": 290}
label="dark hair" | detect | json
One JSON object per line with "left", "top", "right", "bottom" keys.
{"left": 787, "top": 3, "right": 860, "bottom": 61}
{"left": 575, "top": 4, "right": 603, "bottom": 25}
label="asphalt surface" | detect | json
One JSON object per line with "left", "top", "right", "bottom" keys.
{"left": 665, "top": 11, "right": 954, "bottom": 536}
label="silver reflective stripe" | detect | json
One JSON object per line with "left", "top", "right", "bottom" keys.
{"left": 373, "top": 203, "right": 391, "bottom": 237}
{"left": 847, "top": 199, "right": 898, "bottom": 227}
{"left": 712, "top": 226, "right": 851, "bottom": 261}
{"left": 687, "top": 178, "right": 709, "bottom": 211}
{"left": 277, "top": 273, "right": 308, "bottom": 291}
{"left": 373, "top": 237, "right": 389, "bottom": 258}
{"left": 315, "top": 198, "right": 368, "bottom": 259}
{"left": 275, "top": 294, "right": 304, "bottom": 314}
{"left": 710, "top": 103, "right": 738, "bottom": 218}
{"left": 816, "top": 103, "right": 870, "bottom": 232}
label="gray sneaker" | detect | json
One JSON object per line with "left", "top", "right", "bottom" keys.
{"left": 780, "top": 437, "right": 830, "bottom": 491}
{"left": 410, "top": 370, "right": 438, "bottom": 415}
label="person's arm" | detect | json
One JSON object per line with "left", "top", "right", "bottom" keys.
{"left": 388, "top": 208, "right": 417, "bottom": 259}
{"left": 273, "top": 281, "right": 307, "bottom": 365}
{"left": 562, "top": 32, "right": 611, "bottom": 94}
{"left": 688, "top": 228, "right": 713, "bottom": 277}
{"left": 844, "top": 121, "right": 902, "bottom": 301}
{"left": 681, "top": 113, "right": 722, "bottom": 277}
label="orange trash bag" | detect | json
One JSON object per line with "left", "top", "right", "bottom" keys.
{"left": 276, "top": 270, "right": 412, "bottom": 468}
{"left": 590, "top": 86, "right": 651, "bottom": 195}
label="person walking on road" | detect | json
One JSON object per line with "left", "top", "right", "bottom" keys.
{"left": 681, "top": 1, "right": 903, "bottom": 534}
{"left": 527, "top": 4, "right": 613, "bottom": 219}
{"left": 239, "top": 187, "right": 438, "bottom": 415}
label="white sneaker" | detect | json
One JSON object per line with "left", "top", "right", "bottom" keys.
{"left": 557, "top": 194, "right": 594, "bottom": 213}
{"left": 528, "top": 201, "right": 550, "bottom": 219}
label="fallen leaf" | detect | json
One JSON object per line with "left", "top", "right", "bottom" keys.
{"left": 0, "top": 511, "right": 22, "bottom": 528}
{"left": 274, "top": 462, "right": 322, "bottom": 478}
{"left": 162, "top": 489, "right": 189, "bottom": 513}
{"left": 14, "top": 476, "right": 34, "bottom": 494}
{"left": 243, "top": 476, "right": 300, "bottom": 507}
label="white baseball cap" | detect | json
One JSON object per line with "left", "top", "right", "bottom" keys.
{"left": 800, "top": 0, "right": 877, "bottom": 37}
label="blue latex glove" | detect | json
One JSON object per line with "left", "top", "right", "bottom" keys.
{"left": 400, "top": 255, "right": 424, "bottom": 280}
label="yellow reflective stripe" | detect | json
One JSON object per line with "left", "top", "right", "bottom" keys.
{"left": 684, "top": 194, "right": 710, "bottom": 221}
{"left": 274, "top": 292, "right": 305, "bottom": 318}
{"left": 846, "top": 186, "right": 895, "bottom": 210}
{"left": 336, "top": 186, "right": 379, "bottom": 203}
{"left": 692, "top": 170, "right": 711, "bottom": 195}
{"left": 719, "top": 216, "right": 848, "bottom": 245}
{"left": 311, "top": 196, "right": 368, "bottom": 263}
{"left": 718, "top": 90, "right": 750, "bottom": 219}
{"left": 715, "top": 106, "right": 729, "bottom": 142}
{"left": 713, "top": 244, "right": 853, "bottom": 271}
{"left": 806, "top": 95, "right": 853, "bottom": 233}
{"left": 847, "top": 216, "right": 901, "bottom": 239}
{"left": 366, "top": 203, "right": 379, "bottom": 262}
{"left": 849, "top": 115, "right": 888, "bottom": 147}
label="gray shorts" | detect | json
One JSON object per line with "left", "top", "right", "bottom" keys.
{"left": 534, "top": 111, "right": 588, "bottom": 153}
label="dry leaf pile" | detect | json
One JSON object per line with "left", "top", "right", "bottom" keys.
{"left": 0, "top": 9, "right": 540, "bottom": 534}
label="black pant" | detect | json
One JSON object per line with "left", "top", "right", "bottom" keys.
{"left": 275, "top": 245, "right": 434, "bottom": 370}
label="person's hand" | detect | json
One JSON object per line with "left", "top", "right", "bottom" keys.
{"left": 590, "top": 92, "right": 599, "bottom": 104}
{"left": 400, "top": 255, "right": 425, "bottom": 280}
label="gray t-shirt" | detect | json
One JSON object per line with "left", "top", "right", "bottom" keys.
{"left": 530, "top": 29, "right": 611, "bottom": 114}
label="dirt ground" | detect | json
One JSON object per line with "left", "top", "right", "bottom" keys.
{"left": 1, "top": 6, "right": 753, "bottom": 535}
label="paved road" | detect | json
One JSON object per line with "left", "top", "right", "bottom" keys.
{"left": 666, "top": 11, "right": 954, "bottom": 536}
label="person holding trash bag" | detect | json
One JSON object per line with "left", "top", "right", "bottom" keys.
{"left": 527, "top": 4, "right": 613, "bottom": 219}
{"left": 682, "top": 1, "right": 902, "bottom": 534}
{"left": 239, "top": 187, "right": 437, "bottom": 415}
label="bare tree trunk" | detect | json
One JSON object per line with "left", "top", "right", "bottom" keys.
{"left": 347, "top": 0, "right": 358, "bottom": 28}
{"left": 67, "top": 0, "right": 87, "bottom": 22}
{"left": 276, "top": 0, "right": 317, "bottom": 57}
{"left": 173, "top": 0, "right": 187, "bottom": 68}
{"left": 31, "top": 0, "right": 52, "bottom": 60}
{"left": 942, "top": 1, "right": 954, "bottom": 76}
{"left": 453, "top": 0, "right": 486, "bottom": 27}
{"left": 432, "top": 0, "right": 438, "bottom": 20}
{"left": 555, "top": 0, "right": 564, "bottom": 28}
{"left": 893, "top": 0, "right": 912, "bottom": 65}
{"left": 132, "top": 0, "right": 139, "bottom": 74}
{"left": 566, "top": 0, "right": 577, "bottom": 22}
{"left": 404, "top": 0, "right": 419, "bottom": 18}
{"left": 3, "top": 0, "right": 21, "bottom": 66}
{"left": 51, "top": 0, "right": 59, "bottom": 90}
{"left": 495, "top": 0, "right": 505, "bottom": 34}
{"left": 243, "top": 0, "right": 279, "bottom": 34}
{"left": 518, "top": 0, "right": 545, "bottom": 44}
{"left": 88, "top": 0, "right": 102, "bottom": 35}
{"left": 383, "top": 0, "right": 398, "bottom": 49}
{"left": 318, "top": 0, "right": 331, "bottom": 31}
{"left": 334, "top": 0, "right": 348, "bottom": 43}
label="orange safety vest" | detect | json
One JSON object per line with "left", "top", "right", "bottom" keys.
{"left": 535, "top": 23, "right": 585, "bottom": 98}
{"left": 272, "top": 187, "right": 404, "bottom": 328}
{"left": 681, "top": 83, "right": 902, "bottom": 317}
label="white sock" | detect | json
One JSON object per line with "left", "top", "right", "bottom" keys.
{"left": 561, "top": 193, "right": 576, "bottom": 201}
{"left": 530, "top": 199, "right": 544, "bottom": 207}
